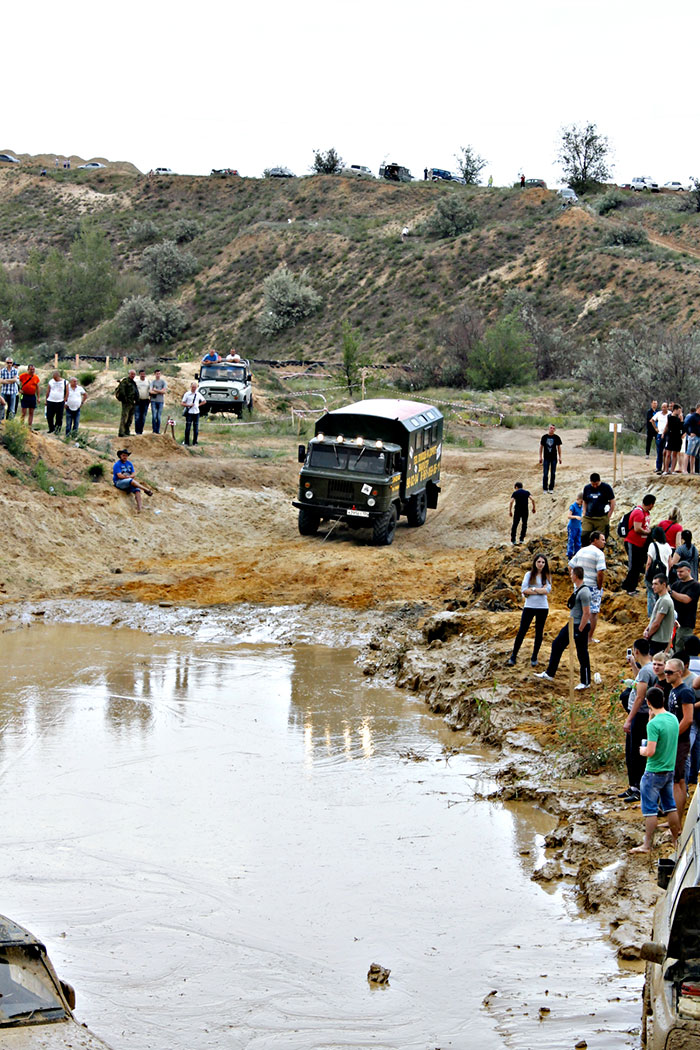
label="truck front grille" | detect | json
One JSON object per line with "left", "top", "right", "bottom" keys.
{"left": 327, "top": 479, "right": 355, "bottom": 502}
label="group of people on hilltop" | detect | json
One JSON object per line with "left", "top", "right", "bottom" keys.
{"left": 646, "top": 397, "right": 700, "bottom": 475}
{"left": 115, "top": 368, "right": 168, "bottom": 437}
{"left": 0, "top": 356, "right": 88, "bottom": 436}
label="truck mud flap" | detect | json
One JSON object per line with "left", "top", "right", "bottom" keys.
{"left": 426, "top": 482, "right": 440, "bottom": 510}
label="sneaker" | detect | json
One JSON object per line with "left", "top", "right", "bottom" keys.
{"left": 592, "top": 637, "right": 600, "bottom": 644}
{"left": 534, "top": 671, "right": 554, "bottom": 681}
{"left": 575, "top": 682, "right": 590, "bottom": 690}
{"left": 624, "top": 590, "right": 639, "bottom": 596}
{"left": 506, "top": 657, "right": 516, "bottom": 667}
{"left": 618, "top": 787, "right": 640, "bottom": 800}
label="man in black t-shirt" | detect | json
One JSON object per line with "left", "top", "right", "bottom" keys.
{"left": 645, "top": 399, "right": 658, "bottom": 458}
{"left": 581, "top": 472, "right": 615, "bottom": 546}
{"left": 539, "top": 424, "right": 563, "bottom": 493}
{"left": 670, "top": 561, "right": 700, "bottom": 653}
{"left": 509, "top": 482, "right": 536, "bottom": 544}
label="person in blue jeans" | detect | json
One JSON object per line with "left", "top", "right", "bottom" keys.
{"left": 149, "top": 369, "right": 168, "bottom": 434}
{"left": 567, "top": 493, "right": 583, "bottom": 558}
{"left": 630, "top": 686, "right": 680, "bottom": 853}
{"left": 539, "top": 424, "right": 562, "bottom": 492}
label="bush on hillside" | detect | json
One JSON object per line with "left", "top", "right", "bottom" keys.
{"left": 32, "top": 340, "right": 68, "bottom": 365}
{"left": 128, "top": 220, "right": 160, "bottom": 245}
{"left": 257, "top": 266, "right": 322, "bottom": 335}
{"left": 424, "top": 196, "right": 477, "bottom": 238}
{"left": 503, "top": 290, "right": 572, "bottom": 379}
{"left": 596, "top": 191, "right": 627, "bottom": 216}
{"left": 464, "top": 311, "right": 535, "bottom": 390}
{"left": 0, "top": 418, "right": 28, "bottom": 459}
{"left": 172, "top": 218, "right": 202, "bottom": 244}
{"left": 115, "top": 296, "right": 187, "bottom": 344}
{"left": 77, "top": 371, "right": 97, "bottom": 386}
{"left": 141, "top": 240, "right": 198, "bottom": 298}
{"left": 312, "top": 148, "right": 343, "bottom": 175}
{"left": 605, "top": 225, "right": 648, "bottom": 247}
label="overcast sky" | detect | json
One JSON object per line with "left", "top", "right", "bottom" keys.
{"left": 5, "top": 0, "right": 698, "bottom": 187}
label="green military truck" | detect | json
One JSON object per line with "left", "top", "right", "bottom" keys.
{"left": 293, "top": 398, "right": 443, "bottom": 545}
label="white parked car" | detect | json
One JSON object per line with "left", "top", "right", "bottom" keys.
{"left": 153, "top": 167, "right": 174, "bottom": 176}
{"left": 663, "top": 181, "right": 686, "bottom": 192}
{"left": 631, "top": 176, "right": 659, "bottom": 191}
{"left": 340, "top": 165, "right": 374, "bottom": 179}
{"left": 558, "top": 187, "right": 579, "bottom": 203}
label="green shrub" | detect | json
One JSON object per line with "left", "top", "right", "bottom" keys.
{"left": 257, "top": 266, "right": 322, "bottom": 335}
{"left": 87, "top": 462, "right": 104, "bottom": 480}
{"left": 0, "top": 418, "right": 28, "bottom": 459}
{"left": 115, "top": 296, "right": 187, "bottom": 344}
{"left": 78, "top": 371, "right": 97, "bottom": 386}
{"left": 586, "top": 425, "right": 644, "bottom": 455}
{"left": 128, "top": 220, "right": 160, "bottom": 245}
{"left": 424, "top": 196, "right": 478, "bottom": 238}
{"left": 596, "top": 191, "right": 627, "bottom": 216}
{"left": 172, "top": 218, "right": 202, "bottom": 244}
{"left": 141, "top": 240, "right": 198, "bottom": 298}
{"left": 605, "top": 226, "right": 648, "bottom": 247}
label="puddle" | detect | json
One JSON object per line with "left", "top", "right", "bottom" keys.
{"left": 0, "top": 617, "right": 642, "bottom": 1049}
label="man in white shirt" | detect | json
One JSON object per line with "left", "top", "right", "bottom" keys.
{"left": 64, "top": 377, "right": 87, "bottom": 438}
{"left": 181, "top": 382, "right": 207, "bottom": 446}
{"left": 651, "top": 402, "right": 670, "bottom": 474}
{"left": 569, "top": 530, "right": 606, "bottom": 643}
{"left": 134, "top": 368, "right": 151, "bottom": 434}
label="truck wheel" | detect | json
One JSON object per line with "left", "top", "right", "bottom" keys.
{"left": 247, "top": 396, "right": 253, "bottom": 414}
{"left": 407, "top": 491, "right": 427, "bottom": 527}
{"left": 641, "top": 975, "right": 651, "bottom": 1046}
{"left": 373, "top": 506, "right": 397, "bottom": 546}
{"left": 298, "top": 507, "right": 320, "bottom": 536}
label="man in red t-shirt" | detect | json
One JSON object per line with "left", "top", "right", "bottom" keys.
{"left": 19, "top": 365, "right": 40, "bottom": 427}
{"left": 621, "top": 494, "right": 656, "bottom": 594}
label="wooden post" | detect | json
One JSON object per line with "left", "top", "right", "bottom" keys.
{"left": 123, "top": 355, "right": 128, "bottom": 366}
{"left": 620, "top": 451, "right": 624, "bottom": 484}
{"left": 105, "top": 355, "right": 110, "bottom": 372}
{"left": 613, "top": 424, "right": 618, "bottom": 485}
{"left": 361, "top": 368, "right": 367, "bottom": 400}
{"left": 75, "top": 353, "right": 79, "bottom": 370}
{"left": 568, "top": 617, "right": 575, "bottom": 713}
{"left": 53, "top": 353, "right": 58, "bottom": 368}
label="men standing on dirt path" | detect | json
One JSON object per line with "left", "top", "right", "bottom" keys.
{"left": 509, "top": 482, "right": 536, "bottom": 545}
{"left": 629, "top": 686, "right": 680, "bottom": 854}
{"left": 569, "top": 530, "right": 606, "bottom": 643}
{"left": 539, "top": 424, "right": 562, "bottom": 493}
{"left": 115, "top": 369, "right": 139, "bottom": 438}
{"left": 650, "top": 401, "right": 670, "bottom": 474}
{"left": 581, "top": 473, "right": 615, "bottom": 546}
{"left": 535, "top": 565, "right": 591, "bottom": 689}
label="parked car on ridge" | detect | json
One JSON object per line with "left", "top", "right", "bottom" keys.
{"left": 340, "top": 164, "right": 374, "bottom": 178}
{"left": 524, "top": 178, "right": 547, "bottom": 189}
{"left": 0, "top": 153, "right": 20, "bottom": 164}
{"left": 153, "top": 167, "right": 174, "bottom": 176}
{"left": 663, "top": 181, "right": 686, "bottom": 192}
{"left": 631, "top": 176, "right": 659, "bottom": 191}
{"left": 266, "top": 166, "right": 295, "bottom": 178}
{"left": 78, "top": 161, "right": 106, "bottom": 170}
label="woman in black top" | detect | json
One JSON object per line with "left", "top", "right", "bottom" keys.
{"left": 664, "top": 403, "right": 683, "bottom": 474}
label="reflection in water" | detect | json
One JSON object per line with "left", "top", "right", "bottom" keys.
{"left": 0, "top": 621, "right": 642, "bottom": 1050}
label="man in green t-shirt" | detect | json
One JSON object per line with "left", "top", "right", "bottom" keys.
{"left": 643, "top": 574, "right": 676, "bottom": 656}
{"left": 630, "top": 686, "right": 680, "bottom": 854}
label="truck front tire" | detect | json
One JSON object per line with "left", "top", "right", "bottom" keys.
{"left": 373, "top": 505, "right": 397, "bottom": 546}
{"left": 298, "top": 507, "right": 320, "bottom": 536}
{"left": 407, "top": 491, "right": 427, "bottom": 527}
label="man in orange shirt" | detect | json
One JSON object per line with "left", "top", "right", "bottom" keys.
{"left": 19, "top": 364, "right": 40, "bottom": 427}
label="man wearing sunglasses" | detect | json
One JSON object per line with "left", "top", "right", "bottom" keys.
{"left": 665, "top": 657, "right": 695, "bottom": 817}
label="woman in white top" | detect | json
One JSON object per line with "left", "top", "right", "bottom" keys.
{"left": 507, "top": 553, "right": 552, "bottom": 667}
{"left": 181, "top": 382, "right": 207, "bottom": 446}
{"left": 644, "top": 526, "right": 673, "bottom": 616}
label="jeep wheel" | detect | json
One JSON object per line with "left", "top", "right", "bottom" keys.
{"left": 199, "top": 404, "right": 210, "bottom": 417}
{"left": 234, "top": 404, "right": 243, "bottom": 418}
{"left": 298, "top": 507, "right": 320, "bottom": 536}
{"left": 373, "top": 505, "right": 397, "bottom": 546}
{"left": 247, "top": 396, "right": 253, "bottom": 414}
{"left": 407, "top": 491, "right": 427, "bottom": 527}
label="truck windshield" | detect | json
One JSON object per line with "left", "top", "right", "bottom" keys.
{"left": 0, "top": 947, "right": 67, "bottom": 1025}
{"left": 200, "top": 365, "right": 246, "bottom": 382}
{"left": 309, "top": 445, "right": 390, "bottom": 476}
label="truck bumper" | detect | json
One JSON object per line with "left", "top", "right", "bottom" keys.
{"left": 292, "top": 501, "right": 387, "bottom": 521}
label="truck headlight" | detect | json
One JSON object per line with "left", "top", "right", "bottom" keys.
{"left": 367, "top": 498, "right": 376, "bottom": 507}
{"left": 305, "top": 490, "right": 313, "bottom": 500}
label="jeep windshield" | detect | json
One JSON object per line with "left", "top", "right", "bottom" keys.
{"left": 0, "top": 947, "right": 67, "bottom": 1026}
{"left": 308, "top": 445, "right": 391, "bottom": 475}
{"left": 200, "top": 365, "right": 246, "bottom": 382}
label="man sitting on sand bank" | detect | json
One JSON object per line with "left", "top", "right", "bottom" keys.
{"left": 112, "top": 449, "right": 153, "bottom": 513}
{"left": 630, "top": 686, "right": 680, "bottom": 854}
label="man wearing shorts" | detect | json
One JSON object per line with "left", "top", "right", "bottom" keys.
{"left": 665, "top": 658, "right": 695, "bottom": 817}
{"left": 630, "top": 686, "right": 680, "bottom": 854}
{"left": 581, "top": 473, "right": 615, "bottom": 546}
{"left": 19, "top": 364, "right": 40, "bottom": 427}
{"left": 569, "top": 530, "right": 606, "bottom": 643}
{"left": 685, "top": 402, "right": 700, "bottom": 475}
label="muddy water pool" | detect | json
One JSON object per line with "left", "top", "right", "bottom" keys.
{"left": 0, "top": 610, "right": 642, "bottom": 1049}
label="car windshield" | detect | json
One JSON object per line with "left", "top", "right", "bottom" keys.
{"left": 200, "top": 365, "right": 246, "bottom": 382}
{"left": 0, "top": 947, "right": 66, "bottom": 1026}
{"left": 308, "top": 445, "right": 390, "bottom": 475}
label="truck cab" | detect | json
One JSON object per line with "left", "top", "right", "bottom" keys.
{"left": 196, "top": 360, "right": 253, "bottom": 417}
{"left": 294, "top": 398, "right": 443, "bottom": 545}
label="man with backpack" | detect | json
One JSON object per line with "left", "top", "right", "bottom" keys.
{"left": 115, "top": 369, "right": 139, "bottom": 437}
{"left": 620, "top": 494, "right": 656, "bottom": 595}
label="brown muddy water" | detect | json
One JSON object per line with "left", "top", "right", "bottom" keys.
{"left": 0, "top": 607, "right": 642, "bottom": 1050}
